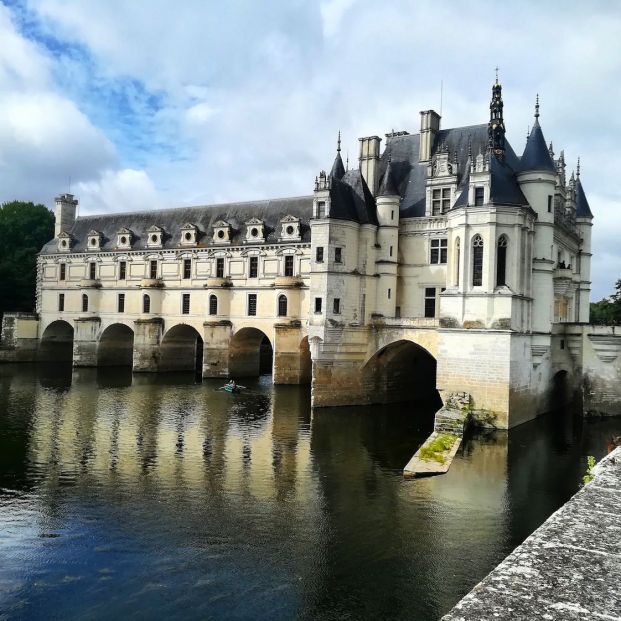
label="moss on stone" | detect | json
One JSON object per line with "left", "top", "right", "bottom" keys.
{"left": 419, "top": 433, "right": 458, "bottom": 463}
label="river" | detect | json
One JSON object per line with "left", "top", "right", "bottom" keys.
{"left": 0, "top": 363, "right": 619, "bottom": 620}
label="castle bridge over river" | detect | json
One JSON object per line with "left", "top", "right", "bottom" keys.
{"left": 2, "top": 311, "right": 621, "bottom": 428}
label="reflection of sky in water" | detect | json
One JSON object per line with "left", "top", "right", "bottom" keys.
{"left": 0, "top": 364, "right": 619, "bottom": 620}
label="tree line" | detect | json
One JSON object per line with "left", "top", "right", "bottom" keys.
{"left": 590, "top": 280, "right": 621, "bottom": 325}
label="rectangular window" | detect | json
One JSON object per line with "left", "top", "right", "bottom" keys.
{"left": 183, "top": 259, "right": 191, "bottom": 279}
{"left": 474, "top": 186, "right": 485, "bottom": 206}
{"left": 118, "top": 293, "right": 125, "bottom": 313}
{"left": 249, "top": 256, "right": 258, "bottom": 278}
{"left": 333, "top": 298, "right": 341, "bottom": 314}
{"left": 182, "top": 293, "right": 190, "bottom": 315}
{"left": 284, "top": 255, "right": 294, "bottom": 277}
{"left": 389, "top": 245, "right": 393, "bottom": 257}
{"left": 216, "top": 258, "right": 224, "bottom": 278}
{"left": 548, "top": 195, "right": 553, "bottom": 213}
{"left": 82, "top": 294, "right": 89, "bottom": 313}
{"left": 58, "top": 293, "right": 64, "bottom": 312}
{"left": 395, "top": 306, "right": 401, "bottom": 319}
{"left": 430, "top": 238, "right": 448, "bottom": 264}
{"left": 317, "top": 201, "right": 326, "bottom": 218}
{"left": 432, "top": 187, "right": 451, "bottom": 215}
{"left": 315, "top": 297, "right": 322, "bottom": 313}
{"left": 149, "top": 260, "right": 158, "bottom": 279}
{"left": 424, "top": 287, "right": 436, "bottom": 318}
{"left": 248, "top": 293, "right": 257, "bottom": 316}
{"left": 59, "top": 263, "right": 66, "bottom": 281}
{"left": 388, "top": 288, "right": 391, "bottom": 299}
{"left": 119, "top": 261, "right": 126, "bottom": 280}
{"left": 335, "top": 247, "right": 342, "bottom": 263}
{"left": 89, "top": 262, "right": 96, "bottom": 280}
{"left": 316, "top": 247, "right": 324, "bottom": 263}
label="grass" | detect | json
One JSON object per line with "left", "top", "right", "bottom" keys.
{"left": 418, "top": 433, "right": 458, "bottom": 464}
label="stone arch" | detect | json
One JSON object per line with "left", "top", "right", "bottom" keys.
{"left": 229, "top": 327, "right": 273, "bottom": 378}
{"left": 39, "top": 320, "right": 74, "bottom": 362}
{"left": 549, "top": 369, "right": 570, "bottom": 413}
{"left": 160, "top": 324, "right": 203, "bottom": 374}
{"left": 362, "top": 339, "right": 440, "bottom": 407}
{"left": 299, "top": 335, "right": 312, "bottom": 385}
{"left": 97, "top": 323, "right": 134, "bottom": 367}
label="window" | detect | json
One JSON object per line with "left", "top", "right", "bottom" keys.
{"left": 316, "top": 247, "right": 324, "bottom": 263}
{"left": 183, "top": 259, "right": 191, "bottom": 279}
{"left": 58, "top": 293, "right": 64, "bottom": 312}
{"left": 216, "top": 258, "right": 224, "bottom": 278}
{"left": 278, "top": 294, "right": 287, "bottom": 317}
{"left": 118, "top": 293, "right": 125, "bottom": 313}
{"left": 59, "top": 263, "right": 66, "bottom": 281}
{"left": 455, "top": 238, "right": 461, "bottom": 286}
{"left": 89, "top": 262, "right": 96, "bottom": 280}
{"left": 248, "top": 294, "right": 257, "bottom": 316}
{"left": 209, "top": 294, "right": 218, "bottom": 315}
{"left": 432, "top": 187, "right": 451, "bottom": 215}
{"left": 182, "top": 293, "right": 190, "bottom": 315}
{"left": 472, "top": 234, "right": 484, "bottom": 286}
{"left": 143, "top": 294, "right": 151, "bottom": 314}
{"left": 314, "top": 297, "right": 322, "bottom": 313}
{"left": 391, "top": 210, "right": 394, "bottom": 220}
{"left": 474, "top": 186, "right": 485, "bottom": 206}
{"left": 119, "top": 261, "right": 126, "bottom": 280}
{"left": 149, "top": 260, "right": 158, "bottom": 279}
{"left": 317, "top": 201, "right": 326, "bottom": 218}
{"left": 547, "top": 195, "right": 553, "bottom": 213}
{"left": 389, "top": 246, "right": 393, "bottom": 257}
{"left": 496, "top": 235, "right": 508, "bottom": 287}
{"left": 395, "top": 306, "right": 401, "bottom": 318}
{"left": 361, "top": 294, "right": 366, "bottom": 323}
{"left": 333, "top": 298, "right": 341, "bottom": 314}
{"left": 284, "top": 255, "right": 294, "bottom": 277}
{"left": 430, "top": 238, "right": 448, "bottom": 264}
{"left": 249, "top": 256, "right": 258, "bottom": 278}
{"left": 335, "top": 247, "right": 342, "bottom": 263}
{"left": 82, "top": 294, "right": 89, "bottom": 312}
{"left": 424, "top": 287, "right": 436, "bottom": 318}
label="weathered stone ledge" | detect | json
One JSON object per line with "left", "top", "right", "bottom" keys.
{"left": 403, "top": 431, "right": 462, "bottom": 478}
{"left": 441, "top": 447, "right": 621, "bottom": 620}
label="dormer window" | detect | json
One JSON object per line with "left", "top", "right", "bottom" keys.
{"left": 244, "top": 218, "right": 265, "bottom": 243}
{"left": 180, "top": 223, "right": 198, "bottom": 246}
{"left": 88, "top": 230, "right": 103, "bottom": 250}
{"left": 432, "top": 188, "right": 451, "bottom": 215}
{"left": 57, "top": 232, "right": 72, "bottom": 253}
{"left": 116, "top": 227, "right": 133, "bottom": 249}
{"left": 474, "top": 186, "right": 485, "bottom": 206}
{"left": 212, "top": 220, "right": 231, "bottom": 244}
{"left": 279, "top": 215, "right": 301, "bottom": 241}
{"left": 147, "top": 225, "right": 164, "bottom": 248}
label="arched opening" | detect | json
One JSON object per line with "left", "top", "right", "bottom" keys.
{"left": 39, "top": 320, "right": 74, "bottom": 362}
{"left": 143, "top": 294, "right": 151, "bottom": 314}
{"left": 472, "top": 234, "right": 484, "bottom": 287}
{"left": 97, "top": 323, "right": 134, "bottom": 367}
{"left": 550, "top": 370, "right": 569, "bottom": 413}
{"left": 496, "top": 234, "right": 508, "bottom": 287}
{"left": 362, "top": 339, "right": 441, "bottom": 409}
{"left": 278, "top": 294, "right": 288, "bottom": 317}
{"left": 229, "top": 328, "right": 273, "bottom": 378}
{"left": 160, "top": 324, "right": 204, "bottom": 375}
{"left": 209, "top": 294, "right": 218, "bottom": 316}
{"left": 299, "top": 336, "right": 312, "bottom": 384}
{"left": 82, "top": 293, "right": 89, "bottom": 312}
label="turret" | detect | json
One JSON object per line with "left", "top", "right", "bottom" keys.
{"left": 574, "top": 159, "right": 594, "bottom": 322}
{"left": 330, "top": 131, "right": 346, "bottom": 180}
{"left": 54, "top": 193, "right": 78, "bottom": 238}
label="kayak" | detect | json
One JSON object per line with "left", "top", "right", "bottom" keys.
{"left": 223, "top": 385, "right": 240, "bottom": 393}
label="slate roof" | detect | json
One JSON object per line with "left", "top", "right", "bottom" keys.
{"left": 41, "top": 196, "right": 313, "bottom": 254}
{"left": 575, "top": 178, "right": 593, "bottom": 218}
{"left": 330, "top": 152, "right": 346, "bottom": 180}
{"left": 377, "top": 157, "right": 399, "bottom": 196}
{"left": 329, "top": 169, "right": 378, "bottom": 225}
{"left": 521, "top": 121, "right": 556, "bottom": 172}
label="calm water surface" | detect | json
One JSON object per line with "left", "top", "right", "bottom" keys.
{"left": 0, "top": 363, "right": 619, "bottom": 620}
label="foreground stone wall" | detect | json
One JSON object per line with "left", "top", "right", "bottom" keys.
{"left": 442, "top": 447, "right": 621, "bottom": 620}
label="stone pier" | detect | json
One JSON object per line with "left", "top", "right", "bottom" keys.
{"left": 132, "top": 317, "right": 163, "bottom": 372}
{"left": 202, "top": 320, "right": 232, "bottom": 378}
{"left": 72, "top": 316, "right": 101, "bottom": 367}
{"left": 442, "top": 447, "right": 621, "bottom": 620}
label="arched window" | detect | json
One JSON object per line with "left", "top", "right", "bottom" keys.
{"left": 455, "top": 237, "right": 461, "bottom": 286}
{"left": 278, "top": 294, "right": 288, "bottom": 317}
{"left": 143, "top": 294, "right": 151, "bottom": 314}
{"left": 472, "top": 234, "right": 484, "bottom": 287}
{"left": 82, "top": 293, "right": 89, "bottom": 312}
{"left": 209, "top": 294, "right": 218, "bottom": 316}
{"left": 496, "top": 235, "right": 508, "bottom": 287}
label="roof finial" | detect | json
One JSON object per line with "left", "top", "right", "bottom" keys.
{"left": 576, "top": 156, "right": 580, "bottom": 178}
{"left": 346, "top": 151, "right": 349, "bottom": 171}
{"left": 534, "top": 93, "right": 540, "bottom": 120}
{"left": 337, "top": 130, "right": 341, "bottom": 153}
{"left": 495, "top": 65, "right": 499, "bottom": 85}
{"left": 526, "top": 125, "right": 530, "bottom": 140}
{"left": 467, "top": 134, "right": 472, "bottom": 158}
{"left": 388, "top": 152, "right": 392, "bottom": 164}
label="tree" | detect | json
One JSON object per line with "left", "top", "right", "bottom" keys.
{"left": 590, "top": 279, "right": 621, "bottom": 325}
{"left": 0, "top": 201, "right": 55, "bottom": 318}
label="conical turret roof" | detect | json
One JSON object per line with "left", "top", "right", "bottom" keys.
{"left": 575, "top": 177, "right": 593, "bottom": 218}
{"left": 378, "top": 156, "right": 399, "bottom": 196}
{"left": 521, "top": 97, "right": 556, "bottom": 173}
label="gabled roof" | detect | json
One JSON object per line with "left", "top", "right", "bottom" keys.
{"left": 575, "top": 177, "right": 593, "bottom": 218}
{"left": 521, "top": 122, "right": 556, "bottom": 172}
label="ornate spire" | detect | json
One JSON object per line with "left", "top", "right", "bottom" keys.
{"left": 577, "top": 156, "right": 581, "bottom": 178}
{"left": 330, "top": 132, "right": 345, "bottom": 180}
{"left": 488, "top": 77, "right": 506, "bottom": 158}
{"left": 548, "top": 141, "right": 554, "bottom": 158}
{"left": 467, "top": 134, "right": 472, "bottom": 158}
{"left": 534, "top": 93, "right": 540, "bottom": 125}
{"left": 337, "top": 130, "right": 341, "bottom": 153}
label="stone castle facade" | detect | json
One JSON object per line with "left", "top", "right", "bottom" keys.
{"left": 4, "top": 80, "right": 620, "bottom": 428}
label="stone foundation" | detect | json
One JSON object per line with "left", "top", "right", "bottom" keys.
{"left": 132, "top": 318, "right": 163, "bottom": 372}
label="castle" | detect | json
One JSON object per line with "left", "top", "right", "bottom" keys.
{"left": 3, "top": 79, "right": 621, "bottom": 428}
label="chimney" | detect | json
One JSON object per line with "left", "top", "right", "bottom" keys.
{"left": 358, "top": 136, "right": 381, "bottom": 195}
{"left": 54, "top": 193, "right": 78, "bottom": 238}
{"left": 419, "top": 110, "right": 441, "bottom": 162}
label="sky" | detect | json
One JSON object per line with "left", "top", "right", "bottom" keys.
{"left": 0, "top": 0, "right": 619, "bottom": 299}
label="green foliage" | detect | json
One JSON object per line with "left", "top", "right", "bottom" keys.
{"left": 0, "top": 201, "right": 54, "bottom": 317}
{"left": 582, "top": 455, "right": 596, "bottom": 486}
{"left": 590, "top": 280, "right": 621, "bottom": 325}
{"left": 419, "top": 433, "right": 458, "bottom": 464}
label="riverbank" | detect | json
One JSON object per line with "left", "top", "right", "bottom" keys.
{"left": 442, "top": 447, "right": 621, "bottom": 620}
